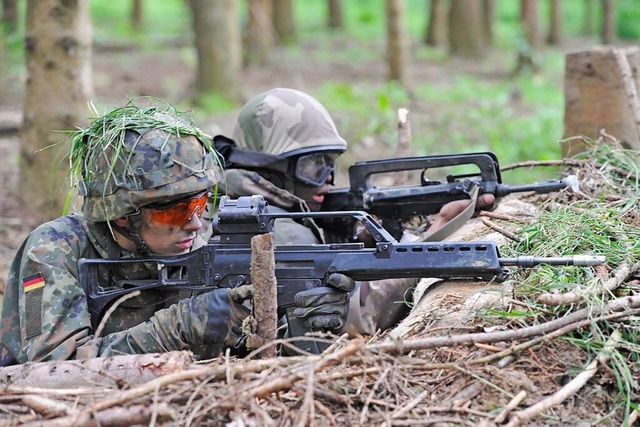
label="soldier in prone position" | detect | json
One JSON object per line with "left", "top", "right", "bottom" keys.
{"left": 0, "top": 101, "right": 348, "bottom": 365}
{"left": 210, "top": 88, "right": 496, "bottom": 336}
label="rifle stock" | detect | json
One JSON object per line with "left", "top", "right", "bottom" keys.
{"left": 79, "top": 195, "right": 603, "bottom": 354}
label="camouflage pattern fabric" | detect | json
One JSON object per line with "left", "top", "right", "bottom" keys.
{"left": 82, "top": 130, "right": 222, "bottom": 222}
{"left": 0, "top": 214, "right": 248, "bottom": 364}
{"left": 232, "top": 87, "right": 347, "bottom": 155}
{"left": 224, "top": 87, "right": 416, "bottom": 336}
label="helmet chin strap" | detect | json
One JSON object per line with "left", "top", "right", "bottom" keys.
{"left": 111, "top": 213, "right": 151, "bottom": 256}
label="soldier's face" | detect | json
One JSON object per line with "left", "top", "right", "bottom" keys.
{"left": 137, "top": 209, "right": 203, "bottom": 255}
{"left": 293, "top": 177, "right": 332, "bottom": 212}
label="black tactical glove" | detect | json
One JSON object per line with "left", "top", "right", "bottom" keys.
{"left": 184, "top": 288, "right": 251, "bottom": 347}
{"left": 293, "top": 273, "right": 356, "bottom": 332}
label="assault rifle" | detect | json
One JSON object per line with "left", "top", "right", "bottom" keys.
{"left": 79, "top": 195, "right": 603, "bottom": 354}
{"left": 320, "top": 152, "right": 579, "bottom": 240}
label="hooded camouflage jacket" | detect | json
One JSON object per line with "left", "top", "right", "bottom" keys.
{"left": 223, "top": 87, "right": 417, "bottom": 336}
{"left": 0, "top": 213, "right": 240, "bottom": 365}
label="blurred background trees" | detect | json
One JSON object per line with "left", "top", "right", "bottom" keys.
{"left": 1, "top": 0, "right": 639, "bottom": 222}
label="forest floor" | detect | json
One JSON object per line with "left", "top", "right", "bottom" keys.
{"left": 1, "top": 36, "right": 639, "bottom": 426}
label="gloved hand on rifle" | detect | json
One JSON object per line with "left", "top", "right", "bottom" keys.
{"left": 354, "top": 194, "right": 497, "bottom": 246}
{"left": 293, "top": 273, "right": 356, "bottom": 333}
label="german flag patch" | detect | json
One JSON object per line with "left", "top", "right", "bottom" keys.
{"left": 23, "top": 273, "right": 44, "bottom": 338}
{"left": 24, "top": 274, "right": 45, "bottom": 292}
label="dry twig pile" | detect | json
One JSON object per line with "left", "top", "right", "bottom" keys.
{"left": 1, "top": 135, "right": 639, "bottom": 426}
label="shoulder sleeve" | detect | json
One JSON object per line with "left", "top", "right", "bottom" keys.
{"left": 14, "top": 217, "right": 94, "bottom": 361}
{"left": 273, "top": 218, "right": 320, "bottom": 245}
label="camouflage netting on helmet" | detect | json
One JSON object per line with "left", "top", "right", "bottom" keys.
{"left": 69, "top": 100, "right": 223, "bottom": 222}
{"left": 232, "top": 87, "right": 347, "bottom": 157}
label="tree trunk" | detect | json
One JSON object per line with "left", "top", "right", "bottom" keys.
{"left": 563, "top": 47, "right": 640, "bottom": 156}
{"left": 583, "top": 0, "right": 594, "bottom": 35}
{"left": 187, "top": 0, "right": 242, "bottom": 104}
{"left": 386, "top": 0, "right": 409, "bottom": 85}
{"left": 601, "top": 0, "right": 615, "bottom": 44}
{"left": 448, "top": 0, "right": 486, "bottom": 58}
{"left": 131, "top": 0, "right": 143, "bottom": 29}
{"left": 273, "top": 0, "right": 295, "bottom": 44}
{"left": 547, "top": 0, "right": 562, "bottom": 45}
{"left": 425, "top": 0, "right": 448, "bottom": 48}
{"left": 327, "top": 0, "right": 343, "bottom": 29}
{"left": 482, "top": 0, "right": 495, "bottom": 46}
{"left": 21, "top": 0, "right": 93, "bottom": 223}
{"left": 246, "top": 0, "right": 274, "bottom": 65}
{"left": 2, "top": 0, "right": 17, "bottom": 33}
{"left": 520, "top": 0, "right": 539, "bottom": 50}
{"left": 0, "top": 20, "right": 4, "bottom": 98}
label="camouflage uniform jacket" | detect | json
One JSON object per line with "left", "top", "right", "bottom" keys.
{"left": 222, "top": 168, "right": 417, "bottom": 336}
{"left": 0, "top": 213, "right": 230, "bottom": 365}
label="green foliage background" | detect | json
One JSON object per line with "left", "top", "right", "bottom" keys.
{"left": 5, "top": 1, "right": 640, "bottom": 184}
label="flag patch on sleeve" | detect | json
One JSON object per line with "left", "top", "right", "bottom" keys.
{"left": 23, "top": 273, "right": 45, "bottom": 338}
{"left": 23, "top": 274, "right": 45, "bottom": 292}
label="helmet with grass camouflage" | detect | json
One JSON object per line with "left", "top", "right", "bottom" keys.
{"left": 232, "top": 87, "right": 347, "bottom": 158}
{"left": 74, "top": 102, "right": 222, "bottom": 222}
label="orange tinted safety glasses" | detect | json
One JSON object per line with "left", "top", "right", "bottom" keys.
{"left": 149, "top": 191, "right": 208, "bottom": 226}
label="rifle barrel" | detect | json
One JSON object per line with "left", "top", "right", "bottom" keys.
{"left": 499, "top": 255, "right": 606, "bottom": 267}
{"left": 495, "top": 175, "right": 580, "bottom": 196}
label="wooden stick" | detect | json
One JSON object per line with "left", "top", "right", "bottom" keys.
{"left": 27, "top": 403, "right": 174, "bottom": 427}
{"left": 500, "top": 159, "right": 587, "bottom": 172}
{"left": 21, "top": 395, "right": 75, "bottom": 418}
{"left": 393, "top": 108, "right": 412, "bottom": 186}
{"left": 479, "top": 210, "right": 533, "bottom": 223}
{"left": 296, "top": 363, "right": 316, "bottom": 427}
{"left": 537, "top": 262, "right": 639, "bottom": 306}
{"left": 505, "top": 329, "right": 622, "bottom": 426}
{"left": 249, "top": 233, "right": 278, "bottom": 357}
{"left": 494, "top": 390, "right": 527, "bottom": 424}
{"left": 248, "top": 338, "right": 363, "bottom": 398}
{"left": 370, "top": 294, "right": 640, "bottom": 354}
{"left": 481, "top": 217, "right": 521, "bottom": 241}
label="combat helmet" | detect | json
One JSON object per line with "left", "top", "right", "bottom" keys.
{"left": 220, "top": 88, "right": 347, "bottom": 187}
{"left": 71, "top": 101, "right": 222, "bottom": 253}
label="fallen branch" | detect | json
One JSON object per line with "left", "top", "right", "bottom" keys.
{"left": 371, "top": 294, "right": 640, "bottom": 354}
{"left": 21, "top": 395, "right": 75, "bottom": 418}
{"left": 481, "top": 217, "right": 521, "bottom": 242}
{"left": 494, "top": 390, "right": 527, "bottom": 424}
{"left": 501, "top": 159, "right": 587, "bottom": 172}
{"left": 467, "top": 307, "right": 640, "bottom": 368}
{"left": 26, "top": 403, "right": 174, "bottom": 427}
{"left": 537, "top": 262, "right": 639, "bottom": 306}
{"left": 248, "top": 338, "right": 363, "bottom": 398}
{"left": 479, "top": 210, "right": 533, "bottom": 223}
{"left": 0, "top": 351, "right": 195, "bottom": 389}
{"left": 505, "top": 329, "right": 622, "bottom": 426}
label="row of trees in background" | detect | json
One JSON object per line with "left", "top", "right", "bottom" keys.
{"left": 1, "top": 0, "right": 620, "bottom": 103}
{"left": 0, "top": 0, "right": 626, "bottom": 222}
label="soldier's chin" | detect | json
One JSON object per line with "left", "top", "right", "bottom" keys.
{"left": 306, "top": 198, "right": 322, "bottom": 212}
